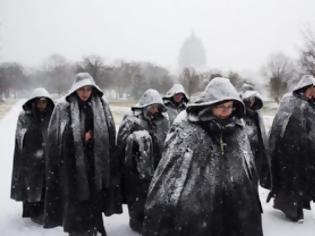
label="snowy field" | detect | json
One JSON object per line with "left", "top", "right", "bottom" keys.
{"left": 1, "top": 100, "right": 315, "bottom": 235}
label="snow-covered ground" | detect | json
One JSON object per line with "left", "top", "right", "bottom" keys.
{"left": 0, "top": 101, "right": 315, "bottom": 235}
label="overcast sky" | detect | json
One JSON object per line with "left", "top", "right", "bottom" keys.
{"left": 0, "top": 0, "right": 315, "bottom": 73}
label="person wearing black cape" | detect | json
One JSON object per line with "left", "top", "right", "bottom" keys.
{"left": 11, "top": 88, "right": 54, "bottom": 224}
{"left": 240, "top": 87, "right": 271, "bottom": 189}
{"left": 268, "top": 75, "right": 315, "bottom": 222}
{"left": 117, "top": 89, "right": 169, "bottom": 233}
{"left": 44, "top": 73, "right": 122, "bottom": 236}
{"left": 143, "top": 77, "right": 263, "bottom": 236}
{"left": 163, "top": 83, "right": 189, "bottom": 124}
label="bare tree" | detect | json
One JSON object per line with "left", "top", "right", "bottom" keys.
{"left": 113, "top": 62, "right": 138, "bottom": 99}
{"left": 227, "top": 71, "right": 245, "bottom": 90}
{"left": 179, "top": 67, "right": 201, "bottom": 96}
{"left": 299, "top": 27, "right": 315, "bottom": 76}
{"left": 0, "top": 62, "right": 26, "bottom": 99}
{"left": 43, "top": 54, "right": 74, "bottom": 95}
{"left": 111, "top": 62, "right": 174, "bottom": 99}
{"left": 262, "top": 52, "right": 296, "bottom": 102}
{"left": 76, "top": 55, "right": 110, "bottom": 88}
{"left": 130, "top": 73, "right": 148, "bottom": 99}
{"left": 140, "top": 63, "right": 173, "bottom": 94}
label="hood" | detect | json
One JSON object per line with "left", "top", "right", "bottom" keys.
{"left": 240, "top": 83, "right": 255, "bottom": 93}
{"left": 186, "top": 77, "right": 245, "bottom": 121}
{"left": 292, "top": 75, "right": 315, "bottom": 94}
{"left": 22, "top": 87, "right": 54, "bottom": 111}
{"left": 132, "top": 89, "right": 166, "bottom": 112}
{"left": 65, "top": 72, "right": 103, "bottom": 101}
{"left": 163, "top": 83, "right": 189, "bottom": 102}
{"left": 240, "top": 90, "right": 263, "bottom": 110}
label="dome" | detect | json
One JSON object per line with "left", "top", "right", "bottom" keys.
{"left": 178, "top": 32, "right": 207, "bottom": 72}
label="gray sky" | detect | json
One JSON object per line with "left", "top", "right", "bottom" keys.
{"left": 0, "top": 0, "right": 315, "bottom": 73}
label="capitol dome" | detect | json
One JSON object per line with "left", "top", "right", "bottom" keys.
{"left": 178, "top": 32, "right": 207, "bottom": 72}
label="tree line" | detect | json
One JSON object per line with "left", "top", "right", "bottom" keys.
{"left": 1, "top": 28, "right": 315, "bottom": 102}
{"left": 0, "top": 54, "right": 175, "bottom": 101}
{"left": 0, "top": 53, "right": 246, "bottom": 102}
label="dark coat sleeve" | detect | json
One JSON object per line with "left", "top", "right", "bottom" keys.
{"left": 43, "top": 102, "right": 65, "bottom": 228}
{"left": 145, "top": 122, "right": 195, "bottom": 210}
{"left": 101, "top": 98, "right": 118, "bottom": 179}
{"left": 10, "top": 112, "right": 28, "bottom": 201}
{"left": 116, "top": 116, "right": 142, "bottom": 203}
{"left": 101, "top": 98, "right": 123, "bottom": 215}
{"left": 257, "top": 111, "right": 272, "bottom": 189}
{"left": 125, "top": 130, "right": 154, "bottom": 180}
{"left": 269, "top": 98, "right": 308, "bottom": 195}
{"left": 268, "top": 97, "right": 293, "bottom": 194}
{"left": 117, "top": 115, "right": 159, "bottom": 206}
{"left": 144, "top": 119, "right": 263, "bottom": 236}
{"left": 102, "top": 99, "right": 116, "bottom": 160}
{"left": 282, "top": 105, "right": 309, "bottom": 191}
{"left": 143, "top": 122, "right": 197, "bottom": 236}
{"left": 117, "top": 116, "right": 145, "bottom": 167}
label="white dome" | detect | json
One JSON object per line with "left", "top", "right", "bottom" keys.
{"left": 178, "top": 32, "right": 207, "bottom": 72}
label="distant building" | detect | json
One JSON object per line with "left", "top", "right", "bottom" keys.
{"left": 178, "top": 32, "right": 207, "bottom": 72}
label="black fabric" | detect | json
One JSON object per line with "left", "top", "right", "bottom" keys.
{"left": 244, "top": 108, "right": 271, "bottom": 189}
{"left": 44, "top": 94, "right": 122, "bottom": 234}
{"left": 273, "top": 192, "right": 304, "bottom": 221}
{"left": 22, "top": 200, "right": 44, "bottom": 219}
{"left": 117, "top": 109, "right": 169, "bottom": 232}
{"left": 164, "top": 100, "right": 187, "bottom": 124}
{"left": 143, "top": 111, "right": 263, "bottom": 236}
{"left": 142, "top": 77, "right": 263, "bottom": 236}
{"left": 78, "top": 98, "right": 95, "bottom": 180}
{"left": 78, "top": 98, "right": 94, "bottom": 134}
{"left": 11, "top": 99, "right": 54, "bottom": 208}
{"left": 268, "top": 92, "right": 315, "bottom": 219}
{"left": 11, "top": 95, "right": 54, "bottom": 221}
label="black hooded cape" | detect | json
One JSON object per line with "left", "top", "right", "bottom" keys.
{"left": 268, "top": 75, "right": 315, "bottom": 220}
{"left": 143, "top": 78, "right": 263, "bottom": 236}
{"left": 11, "top": 88, "right": 54, "bottom": 205}
{"left": 44, "top": 73, "right": 122, "bottom": 234}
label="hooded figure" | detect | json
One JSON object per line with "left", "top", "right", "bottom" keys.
{"left": 163, "top": 84, "right": 189, "bottom": 124}
{"left": 44, "top": 73, "right": 122, "bottom": 236}
{"left": 117, "top": 89, "right": 170, "bottom": 233}
{"left": 268, "top": 75, "right": 315, "bottom": 222}
{"left": 143, "top": 78, "right": 263, "bottom": 236}
{"left": 11, "top": 88, "right": 54, "bottom": 224}
{"left": 240, "top": 89, "right": 271, "bottom": 189}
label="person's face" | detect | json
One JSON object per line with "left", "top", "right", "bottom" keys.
{"left": 76, "top": 86, "right": 92, "bottom": 101}
{"left": 146, "top": 104, "right": 160, "bottom": 116}
{"left": 245, "top": 97, "right": 255, "bottom": 108}
{"left": 36, "top": 98, "right": 48, "bottom": 112}
{"left": 304, "top": 86, "right": 315, "bottom": 100}
{"left": 173, "top": 93, "right": 184, "bottom": 103}
{"left": 212, "top": 101, "right": 234, "bottom": 120}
